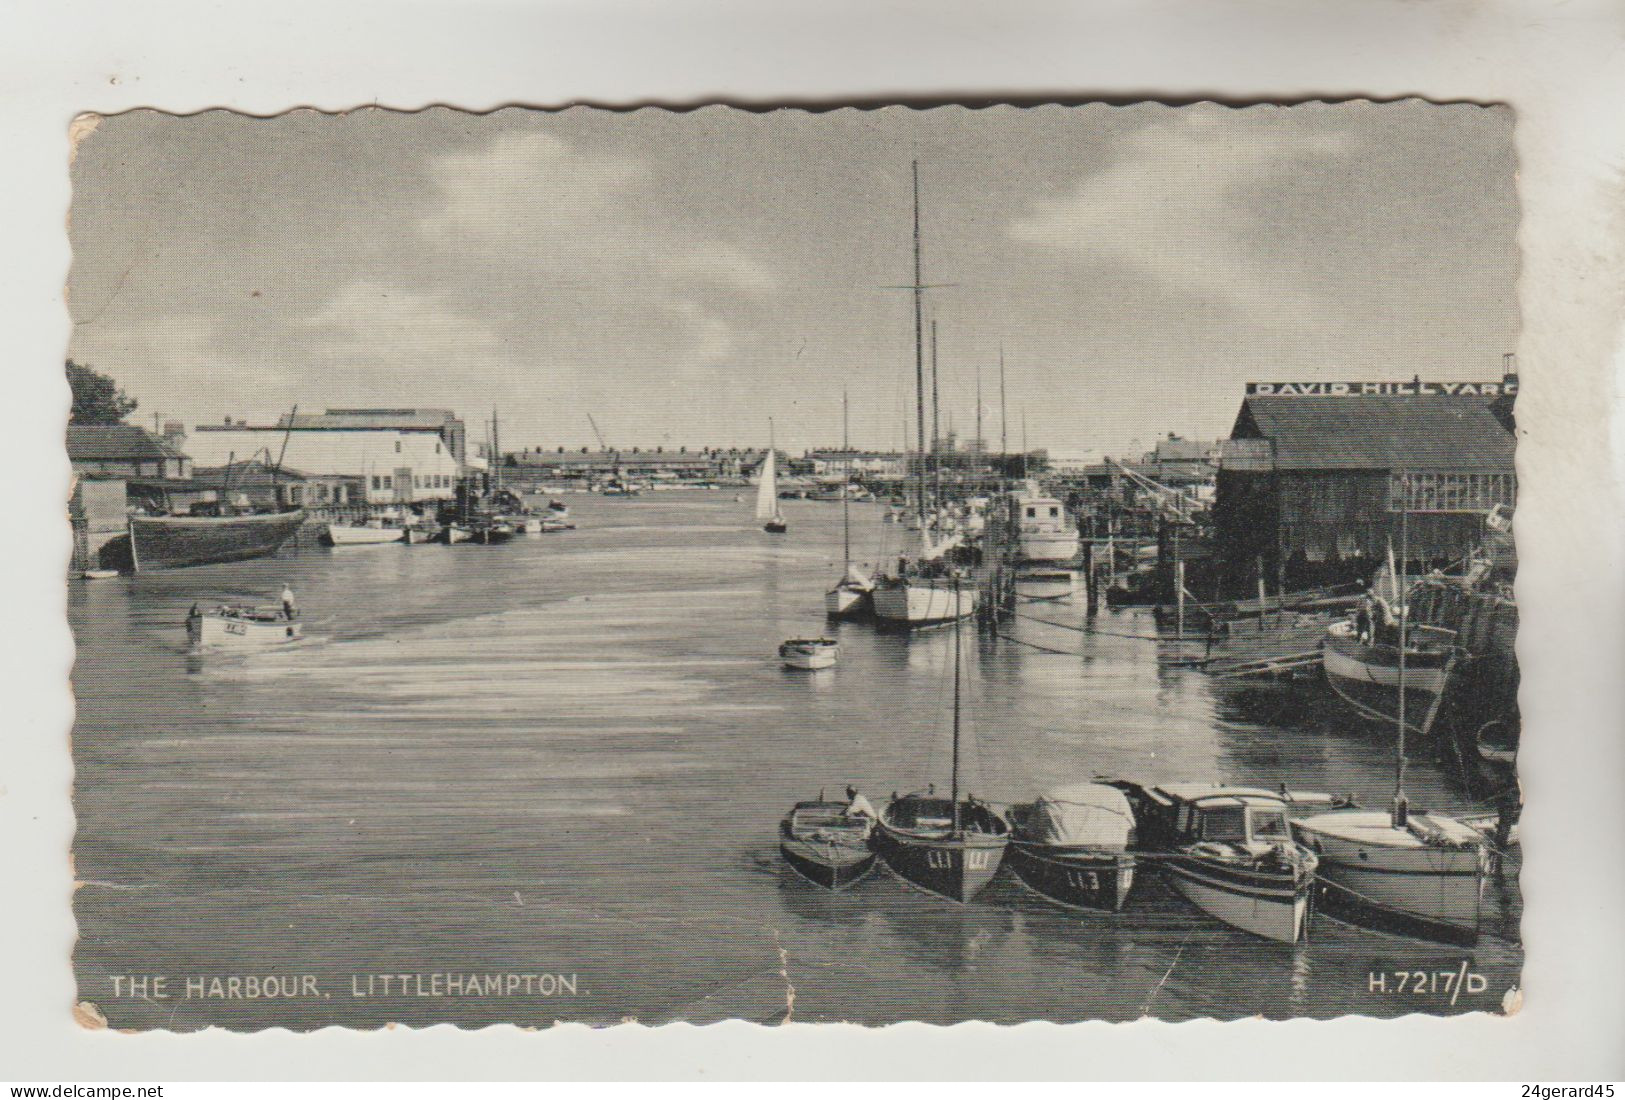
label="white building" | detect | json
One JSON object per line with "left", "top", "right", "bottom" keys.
{"left": 184, "top": 422, "right": 461, "bottom": 506}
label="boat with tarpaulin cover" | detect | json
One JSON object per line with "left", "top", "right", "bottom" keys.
{"left": 1006, "top": 783, "right": 1138, "bottom": 912}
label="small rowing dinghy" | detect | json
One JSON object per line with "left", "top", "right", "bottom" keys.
{"left": 778, "top": 794, "right": 877, "bottom": 889}
{"left": 779, "top": 637, "right": 839, "bottom": 670}
{"left": 186, "top": 603, "right": 302, "bottom": 648}
{"left": 82, "top": 569, "right": 121, "bottom": 580}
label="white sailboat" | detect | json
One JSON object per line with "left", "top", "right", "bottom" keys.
{"left": 870, "top": 160, "right": 978, "bottom": 628}
{"left": 1294, "top": 495, "right": 1488, "bottom": 944}
{"left": 756, "top": 421, "right": 787, "bottom": 534}
{"left": 826, "top": 390, "right": 874, "bottom": 618}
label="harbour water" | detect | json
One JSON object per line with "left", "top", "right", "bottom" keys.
{"left": 70, "top": 490, "right": 1522, "bottom": 1028}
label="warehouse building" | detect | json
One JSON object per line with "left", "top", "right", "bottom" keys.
{"left": 1213, "top": 375, "right": 1517, "bottom": 591}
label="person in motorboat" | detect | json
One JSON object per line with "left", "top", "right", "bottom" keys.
{"left": 843, "top": 785, "right": 877, "bottom": 819}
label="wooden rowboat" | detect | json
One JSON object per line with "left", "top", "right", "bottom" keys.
{"left": 778, "top": 800, "right": 876, "bottom": 890}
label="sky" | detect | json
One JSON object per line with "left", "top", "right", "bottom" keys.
{"left": 66, "top": 103, "right": 1518, "bottom": 457}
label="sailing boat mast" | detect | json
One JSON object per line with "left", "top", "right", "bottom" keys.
{"left": 1394, "top": 484, "right": 1410, "bottom": 825}
{"left": 491, "top": 409, "right": 502, "bottom": 496}
{"left": 950, "top": 577, "right": 963, "bottom": 833}
{"left": 841, "top": 390, "right": 851, "bottom": 570}
{"left": 911, "top": 160, "right": 928, "bottom": 527}
{"left": 931, "top": 318, "right": 941, "bottom": 512}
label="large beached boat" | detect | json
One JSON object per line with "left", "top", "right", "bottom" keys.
{"left": 129, "top": 509, "right": 306, "bottom": 572}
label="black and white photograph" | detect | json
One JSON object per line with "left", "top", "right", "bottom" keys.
{"left": 58, "top": 101, "right": 1533, "bottom": 1030}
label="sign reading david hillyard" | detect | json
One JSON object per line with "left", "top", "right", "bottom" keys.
{"left": 66, "top": 102, "right": 1522, "bottom": 1029}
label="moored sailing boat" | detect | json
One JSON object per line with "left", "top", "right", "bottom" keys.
{"left": 873, "top": 583, "right": 1010, "bottom": 902}
{"left": 868, "top": 161, "right": 977, "bottom": 628}
{"left": 1294, "top": 495, "right": 1489, "bottom": 944}
{"left": 825, "top": 390, "right": 874, "bottom": 618}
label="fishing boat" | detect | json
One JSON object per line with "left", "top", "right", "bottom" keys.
{"left": 867, "top": 163, "right": 978, "bottom": 629}
{"left": 1014, "top": 566, "right": 1077, "bottom": 601}
{"left": 323, "top": 521, "right": 405, "bottom": 546}
{"left": 401, "top": 521, "right": 442, "bottom": 545}
{"left": 1294, "top": 502, "right": 1489, "bottom": 944}
{"left": 438, "top": 523, "right": 472, "bottom": 544}
{"left": 873, "top": 583, "right": 1010, "bottom": 902}
{"left": 756, "top": 421, "right": 788, "bottom": 534}
{"left": 468, "top": 519, "right": 515, "bottom": 545}
{"left": 1015, "top": 493, "right": 1081, "bottom": 563}
{"left": 128, "top": 509, "right": 306, "bottom": 572}
{"left": 1322, "top": 618, "right": 1453, "bottom": 735}
{"left": 186, "top": 603, "right": 303, "bottom": 648}
{"left": 1005, "top": 783, "right": 1138, "bottom": 912}
{"left": 825, "top": 390, "right": 875, "bottom": 618}
{"left": 779, "top": 637, "right": 840, "bottom": 670}
{"left": 1116, "top": 782, "right": 1320, "bottom": 944}
{"left": 778, "top": 797, "right": 877, "bottom": 889}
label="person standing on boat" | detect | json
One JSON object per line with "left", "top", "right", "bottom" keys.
{"left": 280, "top": 583, "right": 298, "bottom": 621}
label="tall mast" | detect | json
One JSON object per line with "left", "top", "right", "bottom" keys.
{"left": 911, "top": 160, "right": 928, "bottom": 525}
{"left": 975, "top": 359, "right": 983, "bottom": 468}
{"left": 998, "top": 345, "right": 1008, "bottom": 460}
{"left": 841, "top": 390, "right": 851, "bottom": 569}
{"left": 931, "top": 318, "right": 941, "bottom": 512}
{"left": 951, "top": 578, "right": 963, "bottom": 833}
{"left": 491, "top": 409, "right": 502, "bottom": 496}
{"left": 1394, "top": 483, "right": 1410, "bottom": 819}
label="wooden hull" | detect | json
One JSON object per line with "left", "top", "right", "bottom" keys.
{"left": 129, "top": 511, "right": 305, "bottom": 572}
{"left": 871, "top": 581, "right": 978, "bottom": 627}
{"left": 188, "top": 613, "right": 302, "bottom": 649}
{"left": 1019, "top": 530, "right": 1080, "bottom": 563}
{"left": 780, "top": 645, "right": 838, "bottom": 670}
{"left": 1160, "top": 853, "right": 1314, "bottom": 944}
{"left": 1322, "top": 622, "right": 1450, "bottom": 733}
{"left": 778, "top": 828, "right": 876, "bottom": 890}
{"left": 1294, "top": 810, "right": 1486, "bottom": 944}
{"left": 1007, "top": 843, "right": 1135, "bottom": 912}
{"left": 324, "top": 524, "right": 404, "bottom": 546}
{"left": 824, "top": 584, "right": 873, "bottom": 619}
{"left": 872, "top": 811, "right": 1009, "bottom": 904}
{"left": 1015, "top": 570, "right": 1077, "bottom": 601}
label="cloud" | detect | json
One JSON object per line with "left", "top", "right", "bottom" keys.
{"left": 304, "top": 280, "right": 508, "bottom": 374}
{"left": 1008, "top": 112, "right": 1353, "bottom": 318}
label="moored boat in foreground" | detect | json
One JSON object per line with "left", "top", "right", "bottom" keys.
{"left": 1291, "top": 809, "right": 1486, "bottom": 944}
{"left": 778, "top": 797, "right": 877, "bottom": 889}
{"left": 1117, "top": 782, "right": 1319, "bottom": 943}
{"left": 1006, "top": 783, "right": 1138, "bottom": 912}
{"left": 873, "top": 576, "right": 1009, "bottom": 902}
{"left": 873, "top": 794, "right": 1010, "bottom": 903}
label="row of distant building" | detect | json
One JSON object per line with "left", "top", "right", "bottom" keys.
{"left": 68, "top": 371, "right": 1518, "bottom": 582}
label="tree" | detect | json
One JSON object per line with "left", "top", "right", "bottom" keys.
{"left": 66, "top": 360, "right": 138, "bottom": 425}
